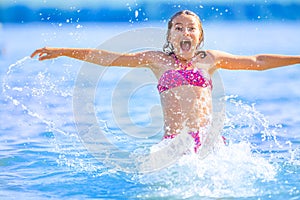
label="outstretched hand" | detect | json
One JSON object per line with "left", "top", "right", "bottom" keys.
{"left": 30, "top": 47, "right": 63, "bottom": 61}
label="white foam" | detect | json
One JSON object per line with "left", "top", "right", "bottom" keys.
{"left": 136, "top": 141, "right": 277, "bottom": 198}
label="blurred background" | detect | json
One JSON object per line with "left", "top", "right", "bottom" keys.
{"left": 1, "top": 0, "right": 300, "bottom": 60}
{"left": 1, "top": 0, "right": 300, "bottom": 23}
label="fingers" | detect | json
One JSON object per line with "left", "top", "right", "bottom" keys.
{"left": 30, "top": 49, "right": 42, "bottom": 58}
{"left": 38, "top": 53, "right": 54, "bottom": 61}
{"left": 30, "top": 47, "right": 54, "bottom": 61}
{"left": 31, "top": 47, "right": 45, "bottom": 58}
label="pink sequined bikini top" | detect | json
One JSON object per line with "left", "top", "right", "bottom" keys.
{"left": 157, "top": 68, "right": 213, "bottom": 94}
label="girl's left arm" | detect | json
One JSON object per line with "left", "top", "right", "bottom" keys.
{"left": 207, "top": 50, "right": 300, "bottom": 71}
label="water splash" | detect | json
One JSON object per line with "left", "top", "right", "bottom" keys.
{"left": 2, "top": 58, "right": 296, "bottom": 198}
{"left": 136, "top": 142, "right": 277, "bottom": 198}
{"left": 3, "top": 57, "right": 72, "bottom": 133}
{"left": 133, "top": 96, "right": 291, "bottom": 199}
{"left": 2, "top": 57, "right": 114, "bottom": 175}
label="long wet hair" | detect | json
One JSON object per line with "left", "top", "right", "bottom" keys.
{"left": 163, "top": 10, "right": 205, "bottom": 57}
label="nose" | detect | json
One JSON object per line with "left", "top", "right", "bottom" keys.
{"left": 183, "top": 28, "right": 190, "bottom": 36}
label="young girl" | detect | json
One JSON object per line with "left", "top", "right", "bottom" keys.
{"left": 31, "top": 10, "right": 300, "bottom": 154}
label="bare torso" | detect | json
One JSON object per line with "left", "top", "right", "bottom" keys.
{"left": 149, "top": 51, "right": 215, "bottom": 137}
{"left": 160, "top": 86, "right": 212, "bottom": 136}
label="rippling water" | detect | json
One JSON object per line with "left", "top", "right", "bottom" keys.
{"left": 0, "top": 22, "right": 300, "bottom": 199}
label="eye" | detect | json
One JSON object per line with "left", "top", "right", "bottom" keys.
{"left": 188, "top": 27, "right": 196, "bottom": 32}
{"left": 175, "top": 27, "right": 183, "bottom": 31}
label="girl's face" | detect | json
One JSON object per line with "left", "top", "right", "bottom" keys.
{"left": 168, "top": 14, "right": 202, "bottom": 60}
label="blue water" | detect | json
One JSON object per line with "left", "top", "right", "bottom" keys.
{"left": 1, "top": 1, "right": 300, "bottom": 23}
{"left": 1, "top": 22, "right": 300, "bottom": 199}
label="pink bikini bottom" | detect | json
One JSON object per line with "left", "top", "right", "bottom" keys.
{"left": 163, "top": 131, "right": 201, "bottom": 153}
{"left": 163, "top": 132, "right": 226, "bottom": 153}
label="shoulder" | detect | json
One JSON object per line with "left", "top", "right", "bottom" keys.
{"left": 205, "top": 49, "right": 234, "bottom": 59}
{"left": 138, "top": 50, "right": 168, "bottom": 64}
{"left": 194, "top": 49, "right": 229, "bottom": 63}
{"left": 201, "top": 50, "right": 236, "bottom": 72}
{"left": 139, "top": 50, "right": 172, "bottom": 72}
{"left": 128, "top": 50, "right": 168, "bottom": 65}
{"left": 193, "top": 49, "right": 234, "bottom": 74}
{"left": 143, "top": 51, "right": 171, "bottom": 64}
{"left": 142, "top": 50, "right": 166, "bottom": 56}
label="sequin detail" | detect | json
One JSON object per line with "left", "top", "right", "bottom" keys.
{"left": 157, "top": 69, "right": 212, "bottom": 94}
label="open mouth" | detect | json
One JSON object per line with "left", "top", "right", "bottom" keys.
{"left": 180, "top": 40, "right": 191, "bottom": 52}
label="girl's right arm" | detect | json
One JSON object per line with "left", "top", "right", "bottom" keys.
{"left": 30, "top": 47, "right": 161, "bottom": 68}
